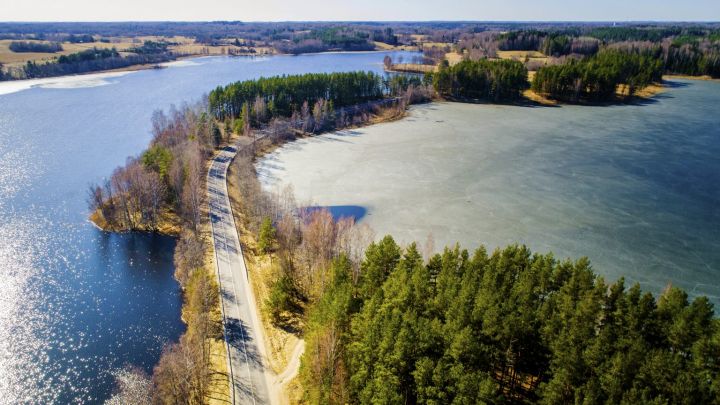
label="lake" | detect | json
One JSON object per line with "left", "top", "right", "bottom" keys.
{"left": 0, "top": 50, "right": 416, "bottom": 404}
{"left": 258, "top": 80, "right": 720, "bottom": 306}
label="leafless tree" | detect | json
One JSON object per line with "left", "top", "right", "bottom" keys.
{"left": 301, "top": 100, "right": 312, "bottom": 133}
{"left": 253, "top": 95, "right": 268, "bottom": 124}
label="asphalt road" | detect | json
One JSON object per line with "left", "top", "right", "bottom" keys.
{"left": 208, "top": 138, "right": 274, "bottom": 405}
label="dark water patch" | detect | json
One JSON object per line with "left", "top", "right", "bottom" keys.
{"left": 301, "top": 205, "right": 368, "bottom": 222}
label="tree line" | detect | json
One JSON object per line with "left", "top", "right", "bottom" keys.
{"left": 531, "top": 49, "right": 664, "bottom": 102}
{"left": 296, "top": 237, "right": 720, "bottom": 404}
{"left": 456, "top": 26, "right": 720, "bottom": 83}
{"left": 432, "top": 59, "right": 529, "bottom": 102}
{"left": 8, "top": 40, "right": 63, "bottom": 53}
{"left": 3, "top": 47, "right": 174, "bottom": 80}
{"left": 208, "top": 71, "right": 387, "bottom": 120}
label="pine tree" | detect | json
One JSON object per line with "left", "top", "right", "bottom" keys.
{"left": 258, "top": 216, "right": 275, "bottom": 254}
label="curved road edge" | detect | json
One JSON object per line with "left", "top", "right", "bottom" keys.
{"left": 207, "top": 137, "right": 277, "bottom": 405}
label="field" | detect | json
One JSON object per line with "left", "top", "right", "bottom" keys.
{"left": 497, "top": 50, "right": 549, "bottom": 67}
{"left": 387, "top": 63, "right": 437, "bottom": 73}
{"left": 0, "top": 35, "right": 272, "bottom": 70}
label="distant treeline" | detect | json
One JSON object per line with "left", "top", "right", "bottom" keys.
{"left": 18, "top": 48, "right": 172, "bottom": 80}
{"left": 432, "top": 59, "right": 529, "bottom": 102}
{"left": 2, "top": 45, "right": 174, "bottom": 81}
{"left": 300, "top": 239, "right": 720, "bottom": 404}
{"left": 8, "top": 40, "right": 62, "bottom": 53}
{"left": 274, "top": 27, "right": 376, "bottom": 54}
{"left": 208, "top": 71, "right": 386, "bottom": 120}
{"left": 448, "top": 26, "right": 720, "bottom": 102}
{"left": 532, "top": 50, "right": 663, "bottom": 102}
{"left": 128, "top": 40, "right": 170, "bottom": 54}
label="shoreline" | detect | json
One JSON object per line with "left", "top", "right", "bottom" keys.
{"left": 0, "top": 47, "right": 419, "bottom": 88}
{"left": 222, "top": 101, "right": 412, "bottom": 403}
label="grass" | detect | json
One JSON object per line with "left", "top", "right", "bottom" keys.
{"left": 497, "top": 50, "right": 549, "bottom": 68}
{"left": 372, "top": 41, "right": 417, "bottom": 52}
{"left": 0, "top": 35, "right": 273, "bottom": 74}
{"left": 445, "top": 51, "right": 464, "bottom": 66}
{"left": 386, "top": 63, "right": 437, "bottom": 73}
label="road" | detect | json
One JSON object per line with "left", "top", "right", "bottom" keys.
{"left": 208, "top": 137, "right": 274, "bottom": 405}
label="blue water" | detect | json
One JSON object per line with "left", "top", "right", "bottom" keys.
{"left": 0, "top": 51, "right": 417, "bottom": 404}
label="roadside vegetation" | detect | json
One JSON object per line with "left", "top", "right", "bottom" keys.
{"left": 94, "top": 69, "right": 433, "bottom": 404}
{"left": 93, "top": 104, "right": 228, "bottom": 404}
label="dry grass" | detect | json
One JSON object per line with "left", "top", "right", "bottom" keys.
{"left": 372, "top": 41, "right": 417, "bottom": 52}
{"left": 0, "top": 35, "right": 272, "bottom": 70}
{"left": 498, "top": 50, "right": 546, "bottom": 59}
{"left": 206, "top": 338, "right": 232, "bottom": 405}
{"left": 0, "top": 38, "right": 140, "bottom": 66}
{"left": 522, "top": 89, "right": 558, "bottom": 105}
{"left": 445, "top": 51, "right": 464, "bottom": 66}
{"left": 421, "top": 41, "right": 452, "bottom": 49}
{"left": 663, "top": 74, "right": 719, "bottom": 81}
{"left": 617, "top": 82, "right": 665, "bottom": 98}
{"left": 88, "top": 206, "right": 182, "bottom": 236}
{"left": 497, "top": 50, "right": 548, "bottom": 69}
{"left": 387, "top": 63, "right": 437, "bottom": 74}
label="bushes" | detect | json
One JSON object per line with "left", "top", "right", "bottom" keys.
{"left": 258, "top": 216, "right": 276, "bottom": 254}
{"left": 266, "top": 273, "right": 297, "bottom": 325}
{"left": 9, "top": 40, "right": 62, "bottom": 53}
{"left": 433, "top": 59, "right": 528, "bottom": 102}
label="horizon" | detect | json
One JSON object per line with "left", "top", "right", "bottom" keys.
{"left": 2, "top": 19, "right": 720, "bottom": 23}
{"left": 4, "top": 0, "right": 720, "bottom": 24}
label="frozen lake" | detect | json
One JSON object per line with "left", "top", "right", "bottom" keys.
{"left": 258, "top": 80, "right": 720, "bottom": 304}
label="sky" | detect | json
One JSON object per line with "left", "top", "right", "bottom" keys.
{"left": 3, "top": 0, "right": 719, "bottom": 22}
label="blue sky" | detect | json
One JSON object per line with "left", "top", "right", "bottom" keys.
{"left": 4, "top": 0, "right": 719, "bottom": 22}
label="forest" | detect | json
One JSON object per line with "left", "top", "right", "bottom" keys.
{"left": 8, "top": 40, "right": 63, "bottom": 53}
{"left": 460, "top": 26, "right": 720, "bottom": 81}
{"left": 295, "top": 238, "right": 720, "bottom": 404}
{"left": 531, "top": 50, "right": 664, "bottom": 102}
{"left": 432, "top": 59, "right": 529, "bottom": 102}
{"left": 273, "top": 27, "right": 376, "bottom": 54}
{"left": 208, "top": 71, "right": 387, "bottom": 120}
{"left": 11, "top": 46, "right": 173, "bottom": 80}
